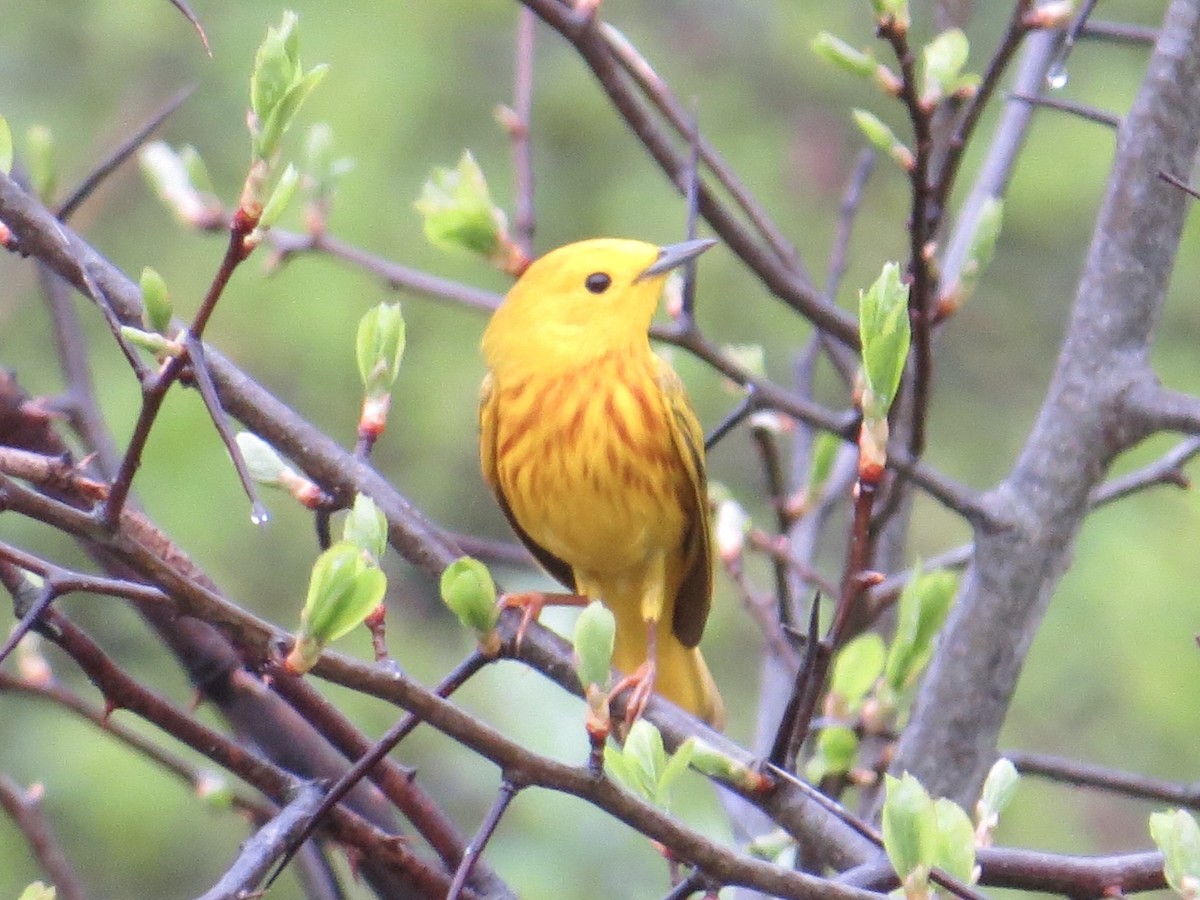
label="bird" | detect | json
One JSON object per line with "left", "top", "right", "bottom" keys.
{"left": 479, "top": 237, "right": 723, "bottom": 727}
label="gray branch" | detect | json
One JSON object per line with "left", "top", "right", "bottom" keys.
{"left": 891, "top": 0, "right": 1200, "bottom": 806}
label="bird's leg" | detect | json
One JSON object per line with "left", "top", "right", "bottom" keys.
{"left": 498, "top": 590, "right": 591, "bottom": 649}
{"left": 611, "top": 621, "right": 658, "bottom": 730}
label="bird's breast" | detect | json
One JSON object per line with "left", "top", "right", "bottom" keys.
{"left": 492, "top": 351, "right": 689, "bottom": 578}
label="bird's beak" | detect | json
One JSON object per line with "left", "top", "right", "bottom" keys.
{"left": 636, "top": 238, "right": 717, "bottom": 282}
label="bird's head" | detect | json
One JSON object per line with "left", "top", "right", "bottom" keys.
{"left": 483, "top": 237, "right": 715, "bottom": 371}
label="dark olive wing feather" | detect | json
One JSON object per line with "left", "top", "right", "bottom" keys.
{"left": 656, "top": 360, "right": 713, "bottom": 649}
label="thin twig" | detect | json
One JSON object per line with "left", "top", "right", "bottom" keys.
{"left": 1081, "top": 20, "right": 1158, "bottom": 45}
{"left": 508, "top": 8, "right": 537, "bottom": 257}
{"left": 447, "top": 780, "right": 521, "bottom": 900}
{"left": 1006, "top": 749, "right": 1200, "bottom": 807}
{"left": 103, "top": 211, "right": 256, "bottom": 526}
{"left": 268, "top": 651, "right": 491, "bottom": 885}
{"left": 1008, "top": 91, "right": 1121, "bottom": 128}
{"left": 195, "top": 783, "right": 327, "bottom": 900}
{"left": 0, "top": 775, "right": 85, "bottom": 900}
{"left": 56, "top": 86, "right": 196, "bottom": 223}
{"left": 518, "top": 0, "right": 858, "bottom": 346}
{"left": 164, "top": 0, "right": 212, "bottom": 56}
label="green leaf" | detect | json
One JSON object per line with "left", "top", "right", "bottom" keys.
{"left": 259, "top": 163, "right": 300, "bottom": 230}
{"left": 140, "top": 141, "right": 212, "bottom": 224}
{"left": 256, "top": 65, "right": 329, "bottom": 160}
{"left": 300, "top": 541, "right": 387, "bottom": 644}
{"left": 573, "top": 600, "right": 616, "bottom": 689}
{"left": 805, "top": 725, "right": 859, "bottom": 783}
{"left": 977, "top": 757, "right": 1019, "bottom": 823}
{"left": 608, "top": 719, "right": 666, "bottom": 801}
{"left": 249, "top": 11, "right": 327, "bottom": 159}
{"left": 139, "top": 266, "right": 173, "bottom": 334}
{"left": 24, "top": 124, "right": 56, "bottom": 202}
{"left": 831, "top": 632, "right": 886, "bottom": 707}
{"left": 119, "top": 325, "right": 181, "bottom": 358}
{"left": 439, "top": 556, "right": 498, "bottom": 635}
{"left": 884, "top": 565, "right": 958, "bottom": 693}
{"left": 952, "top": 197, "right": 1004, "bottom": 307}
{"left": 415, "top": 150, "right": 509, "bottom": 260}
{"left": 1151, "top": 809, "right": 1200, "bottom": 898}
{"left": 812, "top": 32, "right": 877, "bottom": 78}
{"left": 342, "top": 493, "right": 387, "bottom": 562}
{"left": 180, "top": 145, "right": 216, "bottom": 197}
{"left": 356, "top": 303, "right": 406, "bottom": 396}
{"left": 858, "top": 262, "right": 912, "bottom": 420}
{"left": 18, "top": 883, "right": 56, "bottom": 900}
{"left": 656, "top": 736, "right": 696, "bottom": 807}
{"left": 806, "top": 431, "right": 841, "bottom": 501}
{"left": 933, "top": 798, "right": 977, "bottom": 884}
{"left": 882, "top": 772, "right": 937, "bottom": 888}
{"left": 236, "top": 432, "right": 287, "bottom": 485}
{"left": 304, "top": 122, "right": 355, "bottom": 198}
{"left": 251, "top": 11, "right": 301, "bottom": 127}
{"left": 689, "top": 738, "right": 767, "bottom": 791}
{"left": 922, "top": 29, "right": 970, "bottom": 102}
{"left": 0, "top": 115, "right": 12, "bottom": 176}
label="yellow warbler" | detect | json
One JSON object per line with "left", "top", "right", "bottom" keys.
{"left": 480, "top": 238, "right": 723, "bottom": 726}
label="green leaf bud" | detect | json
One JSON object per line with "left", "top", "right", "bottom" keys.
{"left": 342, "top": 493, "right": 387, "bottom": 563}
{"left": 415, "top": 151, "right": 510, "bottom": 262}
{"left": 882, "top": 772, "right": 937, "bottom": 891}
{"left": 120, "top": 326, "right": 183, "bottom": 359}
{"left": 259, "top": 163, "right": 299, "bottom": 230}
{"left": 250, "top": 11, "right": 328, "bottom": 160}
{"left": 851, "top": 109, "right": 914, "bottom": 171}
{"left": 356, "top": 302, "right": 406, "bottom": 396}
{"left": 288, "top": 541, "right": 387, "bottom": 673}
{"left": 812, "top": 32, "right": 877, "bottom": 79}
{"left": 922, "top": 29, "right": 970, "bottom": 104}
{"left": 139, "top": 266, "right": 173, "bottom": 335}
{"left": 235, "top": 432, "right": 288, "bottom": 485}
{"left": 689, "top": 738, "right": 773, "bottom": 792}
{"left": 1151, "top": 809, "right": 1200, "bottom": 899}
{"left": 0, "top": 115, "right": 12, "bottom": 176}
{"left": 439, "top": 556, "right": 499, "bottom": 636}
{"left": 573, "top": 600, "right": 616, "bottom": 690}
{"left": 884, "top": 564, "right": 958, "bottom": 693}
{"left": 933, "top": 798, "right": 978, "bottom": 884}
{"left": 804, "top": 726, "right": 859, "bottom": 783}
{"left": 140, "top": 141, "right": 213, "bottom": 225}
{"left": 24, "top": 125, "right": 56, "bottom": 202}
{"left": 859, "top": 261, "right": 912, "bottom": 421}
{"left": 831, "top": 632, "right": 886, "bottom": 707}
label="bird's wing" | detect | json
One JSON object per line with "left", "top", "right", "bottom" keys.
{"left": 479, "top": 373, "right": 576, "bottom": 591}
{"left": 655, "top": 358, "right": 713, "bottom": 649}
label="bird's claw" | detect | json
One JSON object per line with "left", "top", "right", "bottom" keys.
{"left": 498, "top": 591, "right": 547, "bottom": 651}
{"left": 611, "top": 660, "right": 656, "bottom": 731}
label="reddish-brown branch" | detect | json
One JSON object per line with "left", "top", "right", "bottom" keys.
{"left": 0, "top": 775, "right": 85, "bottom": 900}
{"left": 102, "top": 211, "right": 257, "bottom": 526}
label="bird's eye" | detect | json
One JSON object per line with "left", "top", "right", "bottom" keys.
{"left": 584, "top": 272, "right": 612, "bottom": 294}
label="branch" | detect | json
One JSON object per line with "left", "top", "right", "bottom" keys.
{"left": 892, "top": 0, "right": 1200, "bottom": 807}
{"left": 1007, "top": 748, "right": 1200, "bottom": 807}
{"left": 0, "top": 775, "right": 85, "bottom": 900}
{"left": 517, "top": 0, "right": 860, "bottom": 347}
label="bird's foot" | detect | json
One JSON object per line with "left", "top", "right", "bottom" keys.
{"left": 497, "top": 591, "right": 549, "bottom": 651}
{"left": 498, "top": 591, "right": 590, "bottom": 650}
{"left": 611, "top": 659, "right": 657, "bottom": 731}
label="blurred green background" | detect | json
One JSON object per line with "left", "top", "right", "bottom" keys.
{"left": 1, "top": 1, "right": 1197, "bottom": 897}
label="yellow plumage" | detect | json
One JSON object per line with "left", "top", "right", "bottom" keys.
{"left": 480, "top": 238, "right": 723, "bottom": 726}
